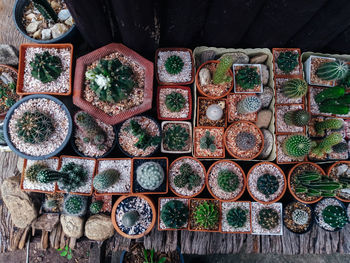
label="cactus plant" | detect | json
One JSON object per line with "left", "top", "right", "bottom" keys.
{"left": 163, "top": 124, "right": 189, "bottom": 151}
{"left": 193, "top": 201, "right": 219, "bottom": 229}
{"left": 235, "top": 131, "right": 257, "bottom": 151}
{"left": 36, "top": 168, "right": 62, "bottom": 183}
{"left": 85, "top": 58, "right": 135, "bottom": 103}
{"left": 164, "top": 55, "right": 184, "bottom": 75}
{"left": 257, "top": 174, "right": 279, "bottom": 198}
{"left": 26, "top": 162, "right": 48, "bottom": 182}
{"left": 319, "top": 103, "right": 349, "bottom": 115}
{"left": 226, "top": 207, "right": 247, "bottom": 228}
{"left": 276, "top": 51, "right": 299, "bottom": 74}
{"left": 282, "top": 135, "right": 311, "bottom": 158}
{"left": 58, "top": 162, "right": 88, "bottom": 193}
{"left": 16, "top": 111, "right": 55, "bottom": 144}
{"left": 235, "top": 66, "right": 261, "bottom": 90}
{"left": 161, "top": 200, "right": 189, "bottom": 229}
{"left": 126, "top": 119, "right": 161, "bottom": 150}
{"left": 0, "top": 82, "right": 18, "bottom": 112}
{"left": 217, "top": 169, "right": 239, "bottom": 192}
{"left": 213, "top": 56, "right": 234, "bottom": 84}
{"left": 30, "top": 51, "right": 62, "bottom": 83}
{"left": 258, "top": 208, "right": 280, "bottom": 230}
{"left": 43, "top": 199, "right": 58, "bottom": 211}
{"left": 122, "top": 210, "right": 139, "bottom": 227}
{"left": 237, "top": 96, "right": 262, "bottom": 114}
{"left": 93, "top": 169, "right": 120, "bottom": 191}
{"left": 292, "top": 209, "right": 309, "bottom": 225}
{"left": 284, "top": 110, "right": 310, "bottom": 127}
{"left": 311, "top": 132, "right": 342, "bottom": 157}
{"left": 32, "top": 0, "right": 58, "bottom": 22}
{"left": 316, "top": 60, "right": 348, "bottom": 81}
{"left": 322, "top": 205, "right": 348, "bottom": 229}
{"left": 173, "top": 163, "right": 201, "bottom": 190}
{"left": 315, "top": 86, "right": 345, "bottom": 104}
{"left": 332, "top": 142, "right": 348, "bottom": 153}
{"left": 89, "top": 201, "right": 103, "bottom": 214}
{"left": 63, "top": 195, "right": 87, "bottom": 217}
{"left": 136, "top": 162, "right": 164, "bottom": 191}
{"left": 199, "top": 130, "right": 216, "bottom": 152}
{"left": 281, "top": 78, "right": 308, "bottom": 99}
{"left": 315, "top": 119, "right": 343, "bottom": 137}
{"left": 165, "top": 92, "right": 186, "bottom": 112}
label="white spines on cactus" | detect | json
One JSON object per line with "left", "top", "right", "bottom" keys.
{"left": 136, "top": 161, "right": 164, "bottom": 190}
{"left": 237, "top": 96, "right": 262, "bottom": 114}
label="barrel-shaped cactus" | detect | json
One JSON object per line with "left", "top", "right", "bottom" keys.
{"left": 165, "top": 92, "right": 186, "bottom": 112}
{"left": 282, "top": 135, "right": 311, "bottom": 158}
{"left": 89, "top": 201, "right": 103, "bottom": 214}
{"left": 32, "top": 0, "right": 58, "bottom": 22}
{"left": 93, "top": 169, "right": 120, "bottom": 192}
{"left": 122, "top": 210, "right": 140, "bottom": 227}
{"left": 136, "top": 162, "right": 164, "bottom": 190}
{"left": 281, "top": 78, "right": 307, "bottom": 99}
{"left": 217, "top": 169, "right": 239, "bottom": 192}
{"left": 193, "top": 201, "right": 219, "bottom": 229}
{"left": 163, "top": 124, "right": 189, "bottom": 151}
{"left": 237, "top": 96, "right": 262, "bottom": 114}
{"left": 58, "top": 162, "right": 88, "bottom": 193}
{"left": 284, "top": 110, "right": 310, "bottom": 127}
{"left": 226, "top": 207, "right": 247, "bottom": 228}
{"left": 235, "top": 131, "right": 257, "bottom": 151}
{"left": 36, "top": 168, "right": 62, "bottom": 183}
{"left": 30, "top": 51, "right": 62, "bottom": 83}
{"left": 164, "top": 55, "right": 184, "bottom": 75}
{"left": 276, "top": 51, "right": 299, "bottom": 74}
{"left": 26, "top": 162, "right": 48, "bottom": 182}
{"left": 322, "top": 205, "right": 348, "bottom": 229}
{"left": 63, "top": 195, "right": 87, "bottom": 217}
{"left": 316, "top": 60, "right": 348, "bottom": 81}
{"left": 161, "top": 200, "right": 189, "bottom": 229}
{"left": 257, "top": 174, "right": 279, "bottom": 198}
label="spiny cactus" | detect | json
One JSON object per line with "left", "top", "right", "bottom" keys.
{"left": 26, "top": 162, "right": 48, "bottom": 182}
{"left": 89, "top": 201, "right": 103, "bottom": 214}
{"left": 199, "top": 130, "right": 216, "bottom": 152}
{"left": 63, "top": 195, "right": 87, "bottom": 217}
{"left": 217, "top": 169, "right": 239, "bottom": 192}
{"left": 276, "top": 51, "right": 299, "bottom": 74}
{"left": 315, "top": 86, "right": 345, "bottom": 104}
{"left": 258, "top": 208, "right": 280, "bottom": 230}
{"left": 193, "top": 201, "right": 219, "bottom": 229}
{"left": 316, "top": 60, "right": 349, "bottom": 81}
{"left": 319, "top": 103, "right": 349, "bottom": 115}
{"left": 312, "top": 132, "right": 342, "bottom": 157}
{"left": 93, "top": 169, "right": 120, "bottom": 191}
{"left": 161, "top": 200, "right": 189, "bottom": 229}
{"left": 226, "top": 207, "right": 247, "bottom": 228}
{"left": 235, "top": 66, "right": 261, "bottom": 90}
{"left": 332, "top": 142, "right": 348, "bottom": 153}
{"left": 235, "top": 131, "right": 257, "bottom": 151}
{"left": 126, "top": 119, "right": 161, "bottom": 150}
{"left": 322, "top": 205, "right": 348, "bottom": 229}
{"left": 257, "top": 174, "right": 279, "bottom": 198}
{"left": 16, "top": 111, "right": 54, "bottom": 144}
{"left": 30, "top": 51, "right": 62, "bottom": 83}
{"left": 173, "top": 163, "right": 201, "bottom": 190}
{"left": 32, "top": 0, "right": 58, "bottom": 22}
{"left": 43, "top": 199, "right": 59, "bottom": 211}
{"left": 85, "top": 58, "right": 135, "bottom": 103}
{"left": 122, "top": 210, "right": 139, "bottom": 227}
{"left": 282, "top": 135, "right": 311, "bottom": 158}
{"left": 315, "top": 119, "right": 343, "bottom": 136}
{"left": 163, "top": 124, "right": 189, "bottom": 151}
{"left": 136, "top": 162, "right": 164, "bottom": 191}
{"left": 36, "top": 168, "right": 62, "bottom": 183}
{"left": 58, "top": 162, "right": 88, "bottom": 193}
{"left": 281, "top": 78, "right": 308, "bottom": 99}
{"left": 165, "top": 92, "right": 186, "bottom": 112}
{"left": 164, "top": 55, "right": 184, "bottom": 75}
{"left": 284, "top": 110, "right": 310, "bottom": 127}
{"left": 237, "top": 96, "right": 262, "bottom": 114}
{"left": 292, "top": 209, "right": 309, "bottom": 225}
{"left": 213, "top": 56, "right": 234, "bottom": 84}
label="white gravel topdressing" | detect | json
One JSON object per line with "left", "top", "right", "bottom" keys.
{"left": 315, "top": 198, "right": 345, "bottom": 231}
{"left": 251, "top": 202, "right": 283, "bottom": 235}
{"left": 158, "top": 88, "right": 190, "bottom": 119}
{"left": 159, "top": 198, "right": 189, "bottom": 230}
{"left": 96, "top": 159, "right": 131, "bottom": 194}
{"left": 157, "top": 50, "right": 192, "bottom": 83}
{"left": 8, "top": 98, "right": 69, "bottom": 157}
{"left": 276, "top": 105, "right": 304, "bottom": 133}
{"left": 23, "top": 47, "right": 71, "bottom": 93}
{"left": 221, "top": 201, "right": 251, "bottom": 233}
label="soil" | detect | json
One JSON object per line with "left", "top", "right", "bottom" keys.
{"left": 0, "top": 66, "right": 19, "bottom": 114}
{"left": 189, "top": 199, "right": 220, "bottom": 231}
{"left": 227, "top": 93, "right": 257, "bottom": 122}
{"left": 283, "top": 202, "right": 312, "bottom": 234}
{"left": 198, "top": 97, "right": 226, "bottom": 127}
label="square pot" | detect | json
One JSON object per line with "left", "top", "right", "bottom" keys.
{"left": 251, "top": 202, "right": 283, "bottom": 235}
{"left": 227, "top": 93, "right": 258, "bottom": 122}
{"left": 161, "top": 121, "right": 192, "bottom": 154}
{"left": 193, "top": 127, "right": 225, "bottom": 159}
{"left": 276, "top": 135, "right": 307, "bottom": 164}
{"left": 91, "top": 194, "right": 112, "bottom": 213}
{"left": 304, "top": 55, "right": 336, "bottom": 87}
{"left": 272, "top": 48, "right": 302, "bottom": 78}
{"left": 233, "top": 64, "right": 263, "bottom": 93}
{"left": 274, "top": 77, "right": 305, "bottom": 105}
{"left": 220, "top": 201, "right": 252, "bottom": 234}
{"left": 275, "top": 104, "right": 306, "bottom": 135}
{"left": 158, "top": 197, "right": 190, "bottom": 231}
{"left": 197, "top": 97, "right": 227, "bottom": 127}
{"left": 189, "top": 198, "right": 221, "bottom": 232}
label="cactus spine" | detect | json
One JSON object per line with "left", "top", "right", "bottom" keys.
{"left": 26, "top": 162, "right": 48, "bottom": 182}
{"left": 322, "top": 205, "right": 348, "bottom": 229}
{"left": 63, "top": 195, "right": 87, "bottom": 217}
{"left": 281, "top": 78, "right": 307, "bottom": 99}
{"left": 213, "top": 56, "right": 234, "bottom": 84}
{"left": 312, "top": 132, "right": 342, "bottom": 157}
{"left": 193, "top": 201, "right": 219, "bottom": 229}
{"left": 165, "top": 92, "right": 186, "bottom": 112}
{"left": 226, "top": 207, "right": 247, "bottom": 228}
{"left": 315, "top": 119, "right": 343, "bottom": 136}
{"left": 136, "top": 162, "right": 164, "bottom": 190}
{"left": 237, "top": 96, "right": 262, "bottom": 114}
{"left": 164, "top": 55, "right": 184, "bottom": 75}
{"left": 90, "top": 201, "right": 103, "bottom": 214}
{"left": 316, "top": 60, "right": 349, "bottom": 81}
{"left": 282, "top": 135, "right": 311, "bottom": 158}
{"left": 276, "top": 51, "right": 299, "bottom": 73}
{"left": 284, "top": 110, "right": 310, "bottom": 127}
{"left": 217, "top": 169, "right": 239, "bottom": 192}
{"left": 161, "top": 200, "right": 189, "bottom": 229}
{"left": 93, "top": 169, "right": 119, "bottom": 191}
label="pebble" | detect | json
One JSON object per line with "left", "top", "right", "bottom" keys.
{"left": 58, "top": 9, "right": 71, "bottom": 21}
{"left": 206, "top": 104, "right": 223, "bottom": 121}
{"left": 218, "top": 52, "right": 249, "bottom": 64}
{"left": 65, "top": 16, "right": 74, "bottom": 26}
{"left": 256, "top": 109, "right": 272, "bottom": 129}
{"left": 199, "top": 67, "right": 211, "bottom": 86}
{"left": 50, "top": 1, "right": 60, "bottom": 9}
{"left": 199, "top": 50, "right": 216, "bottom": 66}
{"left": 250, "top": 54, "right": 268, "bottom": 64}
{"left": 261, "top": 64, "right": 269, "bottom": 85}
{"left": 33, "top": 29, "right": 41, "bottom": 39}
{"left": 26, "top": 21, "right": 40, "bottom": 33}
{"left": 258, "top": 86, "right": 273, "bottom": 108}
{"left": 0, "top": 72, "right": 14, "bottom": 85}
{"left": 25, "top": 13, "right": 36, "bottom": 21}
{"left": 258, "top": 129, "right": 274, "bottom": 159}
{"left": 51, "top": 23, "right": 68, "bottom": 38}
{"left": 0, "top": 45, "right": 19, "bottom": 65}
{"left": 337, "top": 164, "right": 348, "bottom": 176}
{"left": 41, "top": 29, "right": 52, "bottom": 40}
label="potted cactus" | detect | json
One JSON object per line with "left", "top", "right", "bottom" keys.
{"left": 272, "top": 48, "right": 302, "bottom": 78}
{"left": 276, "top": 134, "right": 311, "bottom": 164}
{"left": 42, "top": 193, "right": 64, "bottom": 213}
{"left": 275, "top": 78, "right": 307, "bottom": 105}
{"left": 197, "top": 97, "right": 227, "bottom": 127}
{"left": 193, "top": 127, "right": 225, "bottom": 158}
{"left": 63, "top": 194, "right": 88, "bottom": 217}
{"left": 233, "top": 64, "right": 263, "bottom": 93}
{"left": 189, "top": 198, "right": 220, "bottom": 232}
{"left": 90, "top": 194, "right": 112, "bottom": 214}
{"left": 0, "top": 64, "right": 20, "bottom": 119}
{"left": 283, "top": 201, "right": 313, "bottom": 234}
{"left": 161, "top": 121, "right": 192, "bottom": 154}
{"left": 251, "top": 202, "right": 283, "bottom": 235}
{"left": 276, "top": 105, "right": 309, "bottom": 134}
{"left": 158, "top": 197, "right": 189, "bottom": 231}
{"left": 308, "top": 132, "right": 343, "bottom": 161}
{"left": 220, "top": 201, "right": 251, "bottom": 234}
{"left": 327, "top": 161, "right": 350, "bottom": 202}
{"left": 227, "top": 94, "right": 261, "bottom": 122}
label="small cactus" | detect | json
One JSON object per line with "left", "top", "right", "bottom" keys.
{"left": 136, "top": 162, "right": 164, "bottom": 191}
{"left": 36, "top": 168, "right": 62, "bottom": 183}
{"left": 93, "top": 169, "right": 120, "bottom": 192}
{"left": 163, "top": 124, "right": 189, "bottom": 151}
{"left": 126, "top": 119, "right": 161, "bottom": 150}
{"left": 193, "top": 201, "right": 219, "bottom": 229}
{"left": 63, "top": 195, "right": 87, "bottom": 217}
{"left": 161, "top": 200, "right": 189, "bottom": 229}
{"left": 276, "top": 51, "right": 299, "bottom": 74}
{"left": 322, "top": 205, "right": 348, "bottom": 229}
{"left": 32, "top": 0, "right": 58, "bottom": 22}
{"left": 199, "top": 130, "right": 216, "bottom": 152}
{"left": 226, "top": 207, "right": 247, "bottom": 228}
{"left": 281, "top": 78, "right": 308, "bottom": 99}
{"left": 58, "top": 162, "right": 88, "bottom": 193}
{"left": 122, "top": 210, "right": 140, "bottom": 227}
{"left": 43, "top": 199, "right": 59, "bottom": 212}
{"left": 235, "top": 66, "right": 261, "bottom": 90}
{"left": 284, "top": 110, "right": 310, "bottom": 127}
{"left": 292, "top": 209, "right": 309, "bottom": 225}
{"left": 165, "top": 92, "right": 186, "bottom": 112}
{"left": 315, "top": 119, "right": 343, "bottom": 137}
{"left": 316, "top": 60, "right": 349, "bottom": 81}
{"left": 26, "top": 162, "right": 48, "bottom": 182}
{"left": 257, "top": 174, "right": 279, "bottom": 198}
{"left": 173, "top": 163, "right": 201, "bottom": 190}
{"left": 237, "top": 96, "right": 262, "bottom": 114}
{"left": 282, "top": 134, "right": 311, "bottom": 158}
{"left": 311, "top": 132, "right": 342, "bottom": 157}
{"left": 235, "top": 131, "right": 257, "bottom": 151}
{"left": 164, "top": 55, "right": 184, "bottom": 75}
{"left": 30, "top": 51, "right": 62, "bottom": 83}
{"left": 258, "top": 208, "right": 280, "bottom": 230}
{"left": 89, "top": 201, "right": 103, "bottom": 214}
{"left": 213, "top": 56, "right": 234, "bottom": 84}
{"left": 217, "top": 169, "right": 239, "bottom": 192}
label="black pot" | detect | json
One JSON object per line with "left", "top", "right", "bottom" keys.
{"left": 314, "top": 198, "right": 347, "bottom": 232}
{"left": 283, "top": 201, "right": 314, "bottom": 235}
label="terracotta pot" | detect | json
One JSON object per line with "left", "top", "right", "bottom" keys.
{"left": 272, "top": 48, "right": 302, "bottom": 78}
{"left": 195, "top": 60, "right": 233, "bottom": 99}
{"left": 161, "top": 121, "right": 192, "bottom": 154}
{"left": 196, "top": 97, "right": 227, "bottom": 128}
{"left": 275, "top": 103, "right": 307, "bottom": 135}
{"left": 226, "top": 93, "right": 257, "bottom": 123}
{"left": 233, "top": 64, "right": 263, "bottom": 94}
{"left": 327, "top": 161, "right": 350, "bottom": 203}
{"left": 206, "top": 160, "right": 246, "bottom": 201}
{"left": 188, "top": 198, "right": 221, "bottom": 232}
{"left": 155, "top": 48, "right": 195, "bottom": 85}
{"left": 0, "top": 64, "right": 20, "bottom": 120}
{"left": 193, "top": 126, "right": 225, "bottom": 159}
{"left": 288, "top": 162, "right": 324, "bottom": 204}
{"left": 247, "top": 162, "right": 286, "bottom": 204}
{"left": 219, "top": 201, "right": 252, "bottom": 234}
{"left": 111, "top": 194, "right": 156, "bottom": 239}
{"left": 17, "top": 43, "right": 73, "bottom": 96}
{"left": 157, "top": 197, "right": 190, "bottom": 231}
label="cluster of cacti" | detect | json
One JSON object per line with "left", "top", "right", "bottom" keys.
{"left": 237, "top": 96, "right": 262, "bottom": 114}
{"left": 164, "top": 55, "right": 184, "bottom": 75}
{"left": 193, "top": 201, "right": 219, "bottom": 229}
{"left": 165, "top": 92, "right": 186, "bottom": 112}
{"left": 284, "top": 110, "right": 310, "bottom": 127}
{"left": 93, "top": 169, "right": 120, "bottom": 191}
{"left": 322, "top": 205, "right": 348, "bottom": 229}
{"left": 315, "top": 119, "right": 343, "bottom": 137}
{"left": 89, "top": 201, "right": 103, "bottom": 214}
{"left": 213, "top": 56, "right": 234, "bottom": 84}
{"left": 161, "top": 200, "right": 189, "bottom": 229}
{"left": 122, "top": 210, "right": 139, "bottom": 227}
{"left": 26, "top": 162, "right": 48, "bottom": 182}
{"left": 316, "top": 60, "right": 349, "bottom": 81}
{"left": 281, "top": 78, "right": 308, "bottom": 99}
{"left": 173, "top": 163, "right": 201, "bottom": 190}
{"left": 30, "top": 51, "right": 62, "bottom": 83}
{"left": 85, "top": 58, "right": 135, "bottom": 103}
{"left": 276, "top": 51, "right": 299, "bottom": 73}
{"left": 292, "top": 209, "right": 309, "bottom": 225}
{"left": 257, "top": 173, "right": 279, "bottom": 198}
{"left": 217, "top": 169, "right": 239, "bottom": 192}
{"left": 258, "top": 208, "right": 280, "bottom": 230}
{"left": 136, "top": 162, "right": 164, "bottom": 190}
{"left": 32, "top": 0, "right": 58, "bottom": 22}
{"left": 43, "top": 198, "right": 59, "bottom": 212}
{"left": 16, "top": 111, "right": 55, "bottom": 144}
{"left": 58, "top": 162, "right": 88, "bottom": 193}
{"left": 226, "top": 207, "right": 247, "bottom": 228}
{"left": 163, "top": 124, "right": 189, "bottom": 151}
{"left": 314, "top": 86, "right": 350, "bottom": 115}
{"left": 199, "top": 131, "right": 216, "bottom": 152}
{"left": 126, "top": 120, "right": 161, "bottom": 150}
{"left": 63, "top": 195, "right": 87, "bottom": 217}
{"left": 311, "top": 132, "right": 342, "bottom": 157}
{"left": 235, "top": 131, "right": 257, "bottom": 151}
{"left": 282, "top": 134, "right": 311, "bottom": 158}
{"left": 235, "top": 66, "right": 261, "bottom": 90}
{"left": 332, "top": 142, "right": 348, "bottom": 153}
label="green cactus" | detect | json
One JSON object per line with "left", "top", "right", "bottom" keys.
{"left": 319, "top": 103, "right": 349, "bottom": 115}
{"left": 36, "top": 168, "right": 62, "bottom": 183}
{"left": 235, "top": 131, "right": 257, "bottom": 151}
{"left": 237, "top": 96, "right": 262, "bottom": 114}
{"left": 43, "top": 199, "right": 58, "bottom": 211}
{"left": 292, "top": 209, "right": 309, "bottom": 225}
{"left": 85, "top": 59, "right": 135, "bottom": 103}
{"left": 30, "top": 51, "right": 62, "bottom": 83}
{"left": 25, "top": 162, "right": 48, "bottom": 182}
{"left": 174, "top": 173, "right": 188, "bottom": 188}
{"left": 122, "top": 210, "right": 140, "bottom": 227}
{"left": 188, "top": 174, "right": 201, "bottom": 190}
{"left": 0, "top": 82, "right": 18, "bottom": 112}
{"left": 258, "top": 208, "right": 280, "bottom": 230}
{"left": 276, "top": 51, "right": 299, "bottom": 74}
{"left": 235, "top": 66, "right": 261, "bottom": 90}
{"left": 58, "top": 162, "right": 88, "bottom": 193}
{"left": 322, "top": 205, "right": 348, "bottom": 229}
{"left": 217, "top": 169, "right": 239, "bottom": 192}
{"left": 311, "top": 132, "right": 342, "bottom": 157}
{"left": 315, "top": 119, "right": 343, "bottom": 137}
{"left": 315, "top": 86, "right": 345, "bottom": 104}
{"left": 161, "top": 200, "right": 189, "bottom": 229}
{"left": 164, "top": 55, "right": 184, "bottom": 75}
{"left": 332, "top": 142, "right": 348, "bottom": 153}
{"left": 316, "top": 60, "right": 348, "bottom": 81}
{"left": 257, "top": 174, "right": 279, "bottom": 198}
{"left": 163, "top": 124, "right": 189, "bottom": 151}
{"left": 16, "top": 111, "right": 55, "bottom": 144}
{"left": 284, "top": 110, "right": 310, "bottom": 127}
{"left": 32, "top": 0, "right": 58, "bottom": 22}
{"left": 165, "top": 92, "right": 186, "bottom": 112}
{"left": 136, "top": 162, "right": 164, "bottom": 191}
{"left": 282, "top": 135, "right": 311, "bottom": 158}
{"left": 63, "top": 195, "right": 87, "bottom": 217}
{"left": 213, "top": 56, "right": 234, "bottom": 84}
{"left": 226, "top": 207, "right": 247, "bottom": 228}
{"left": 199, "top": 130, "right": 216, "bottom": 152}
{"left": 173, "top": 163, "right": 201, "bottom": 190}
{"left": 193, "top": 201, "right": 219, "bottom": 229}
{"left": 126, "top": 119, "right": 161, "bottom": 150}
{"left": 89, "top": 201, "right": 103, "bottom": 214}
{"left": 281, "top": 78, "right": 308, "bottom": 99}
{"left": 93, "top": 169, "right": 120, "bottom": 191}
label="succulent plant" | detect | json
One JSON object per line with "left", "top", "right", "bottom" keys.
{"left": 63, "top": 195, "right": 87, "bottom": 217}
{"left": 43, "top": 198, "right": 59, "bottom": 211}
{"left": 315, "top": 119, "right": 343, "bottom": 137}
{"left": 26, "top": 162, "right": 48, "bottom": 182}
{"left": 257, "top": 174, "right": 279, "bottom": 198}
{"left": 165, "top": 92, "right": 186, "bottom": 112}
{"left": 332, "top": 142, "right": 348, "bottom": 153}
{"left": 32, "top": 0, "right": 58, "bottom": 22}
{"left": 212, "top": 56, "right": 234, "bottom": 84}
{"left": 93, "top": 169, "right": 120, "bottom": 191}
{"left": 316, "top": 60, "right": 348, "bottom": 81}
{"left": 36, "top": 168, "right": 62, "bottom": 183}
{"left": 311, "top": 132, "right": 342, "bottom": 157}
{"left": 126, "top": 119, "right": 161, "bottom": 150}
{"left": 217, "top": 169, "right": 239, "bottom": 192}
{"left": 282, "top": 135, "right": 311, "bottom": 158}
{"left": 193, "top": 201, "right": 219, "bottom": 229}
{"left": 315, "top": 86, "right": 345, "bottom": 104}
{"left": 237, "top": 96, "right": 262, "bottom": 114}
{"left": 235, "top": 66, "right": 261, "bottom": 90}
{"left": 164, "top": 55, "right": 184, "bottom": 75}
{"left": 163, "top": 124, "right": 189, "bottom": 151}
{"left": 322, "top": 205, "right": 348, "bottom": 229}
{"left": 161, "top": 200, "right": 189, "bottom": 229}
{"left": 206, "top": 104, "right": 223, "bottom": 121}
{"left": 58, "top": 162, "right": 88, "bottom": 193}
{"left": 319, "top": 103, "right": 350, "bottom": 115}
{"left": 173, "top": 163, "right": 201, "bottom": 190}
{"left": 136, "top": 162, "right": 164, "bottom": 191}
{"left": 0, "top": 82, "right": 17, "bottom": 111}
{"left": 292, "top": 209, "right": 309, "bottom": 225}
{"left": 122, "top": 210, "right": 140, "bottom": 227}
{"left": 199, "top": 130, "right": 216, "bottom": 152}
{"left": 276, "top": 51, "right": 299, "bottom": 74}
{"left": 284, "top": 110, "right": 310, "bottom": 127}
{"left": 85, "top": 58, "right": 135, "bottom": 103}
{"left": 16, "top": 111, "right": 55, "bottom": 144}
{"left": 258, "top": 208, "right": 280, "bottom": 230}
{"left": 281, "top": 78, "right": 308, "bottom": 99}
{"left": 235, "top": 131, "right": 257, "bottom": 151}
{"left": 30, "top": 51, "right": 62, "bottom": 83}
{"left": 89, "top": 201, "right": 103, "bottom": 214}
{"left": 226, "top": 207, "right": 247, "bottom": 228}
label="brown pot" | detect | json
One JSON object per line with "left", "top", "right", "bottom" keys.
{"left": 0, "top": 64, "right": 20, "bottom": 120}
{"left": 227, "top": 93, "right": 257, "bottom": 123}
{"left": 275, "top": 103, "right": 307, "bottom": 135}
{"left": 274, "top": 76, "right": 305, "bottom": 106}
{"left": 188, "top": 198, "right": 221, "bottom": 232}
{"left": 193, "top": 126, "right": 225, "bottom": 159}
{"left": 196, "top": 97, "right": 227, "bottom": 128}
{"left": 157, "top": 197, "right": 190, "bottom": 231}
{"left": 327, "top": 161, "right": 350, "bottom": 203}
{"left": 272, "top": 48, "right": 302, "bottom": 78}
{"left": 219, "top": 201, "right": 252, "bottom": 234}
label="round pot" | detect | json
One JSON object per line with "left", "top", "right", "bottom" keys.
{"left": 327, "top": 161, "right": 350, "bottom": 203}
{"left": 283, "top": 201, "right": 314, "bottom": 235}
{"left": 195, "top": 60, "right": 234, "bottom": 99}
{"left": 314, "top": 198, "right": 347, "bottom": 232}
{"left": 0, "top": 64, "right": 20, "bottom": 120}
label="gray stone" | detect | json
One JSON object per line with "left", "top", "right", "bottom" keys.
{"left": 51, "top": 23, "right": 68, "bottom": 39}
{"left": 41, "top": 29, "right": 52, "bottom": 40}
{"left": 218, "top": 52, "right": 249, "bottom": 64}
{"left": 17, "top": 157, "right": 25, "bottom": 172}
{"left": 61, "top": 214, "right": 84, "bottom": 238}
{"left": 33, "top": 29, "right": 41, "bottom": 39}
{"left": 256, "top": 109, "right": 272, "bottom": 129}
{"left": 199, "top": 67, "right": 211, "bottom": 86}
{"left": 258, "top": 129, "right": 274, "bottom": 159}
{"left": 33, "top": 213, "right": 59, "bottom": 232}
{"left": 58, "top": 9, "right": 71, "bottom": 21}
{"left": 336, "top": 164, "right": 348, "bottom": 176}
{"left": 65, "top": 16, "right": 74, "bottom": 26}
{"left": 0, "top": 45, "right": 18, "bottom": 65}
{"left": 250, "top": 54, "right": 268, "bottom": 64}
{"left": 258, "top": 86, "right": 274, "bottom": 108}
{"left": 26, "top": 21, "right": 39, "bottom": 33}
{"left": 0, "top": 72, "right": 14, "bottom": 85}
{"left": 261, "top": 64, "right": 269, "bottom": 85}
{"left": 84, "top": 214, "right": 114, "bottom": 241}
{"left": 199, "top": 50, "right": 216, "bottom": 66}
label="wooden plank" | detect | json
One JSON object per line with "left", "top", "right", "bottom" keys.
{"left": 143, "top": 228, "right": 178, "bottom": 252}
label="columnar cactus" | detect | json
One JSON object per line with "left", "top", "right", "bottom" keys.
{"left": 315, "top": 119, "right": 343, "bottom": 137}
{"left": 217, "top": 169, "right": 239, "bottom": 192}
{"left": 226, "top": 207, "right": 247, "bottom": 228}
{"left": 163, "top": 124, "right": 189, "bottom": 151}
{"left": 89, "top": 201, "right": 103, "bottom": 214}
{"left": 257, "top": 174, "right": 279, "bottom": 198}
{"left": 235, "top": 66, "right": 261, "bottom": 90}
{"left": 199, "top": 130, "right": 216, "bottom": 152}
{"left": 193, "top": 201, "right": 219, "bottom": 229}
{"left": 258, "top": 208, "right": 279, "bottom": 230}
{"left": 312, "top": 132, "right": 342, "bottom": 157}
{"left": 32, "top": 0, "right": 58, "bottom": 22}
{"left": 93, "top": 169, "right": 120, "bottom": 191}
{"left": 165, "top": 92, "right": 186, "bottom": 112}
{"left": 164, "top": 55, "right": 184, "bottom": 75}
{"left": 282, "top": 135, "right": 311, "bottom": 158}
{"left": 322, "top": 205, "right": 348, "bottom": 229}
{"left": 276, "top": 51, "right": 299, "bottom": 73}
{"left": 36, "top": 168, "right": 62, "bottom": 183}
{"left": 237, "top": 96, "right": 262, "bottom": 114}
{"left": 213, "top": 56, "right": 234, "bottom": 84}
{"left": 30, "top": 51, "right": 62, "bottom": 83}
{"left": 161, "top": 200, "right": 189, "bottom": 229}
{"left": 315, "top": 86, "right": 345, "bottom": 104}
{"left": 63, "top": 195, "right": 87, "bottom": 217}
{"left": 136, "top": 162, "right": 164, "bottom": 190}
{"left": 122, "top": 210, "right": 139, "bottom": 227}
{"left": 316, "top": 60, "right": 349, "bottom": 81}
{"left": 284, "top": 110, "right": 310, "bottom": 127}
{"left": 281, "top": 78, "right": 308, "bottom": 99}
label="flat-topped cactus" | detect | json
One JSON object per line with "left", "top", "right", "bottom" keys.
{"left": 217, "top": 169, "right": 239, "bottom": 192}
{"left": 165, "top": 92, "right": 186, "bottom": 112}
{"left": 30, "top": 51, "right": 62, "bottom": 83}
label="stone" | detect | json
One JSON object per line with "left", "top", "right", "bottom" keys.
{"left": 206, "top": 104, "right": 223, "bottom": 121}
{"left": 0, "top": 45, "right": 18, "bottom": 66}
{"left": 26, "top": 21, "right": 40, "bottom": 33}
{"left": 58, "top": 9, "right": 71, "bottom": 21}
{"left": 65, "top": 16, "right": 74, "bottom": 26}
{"left": 41, "top": 29, "right": 52, "bottom": 40}
{"left": 84, "top": 214, "right": 114, "bottom": 241}
{"left": 250, "top": 54, "right": 268, "bottom": 64}
{"left": 199, "top": 50, "right": 216, "bottom": 66}
{"left": 51, "top": 23, "right": 68, "bottom": 39}
{"left": 33, "top": 29, "right": 41, "bottom": 39}
{"left": 218, "top": 52, "right": 249, "bottom": 64}
{"left": 0, "top": 176, "right": 37, "bottom": 228}
{"left": 258, "top": 86, "right": 274, "bottom": 108}
{"left": 17, "top": 157, "right": 25, "bottom": 172}
{"left": 33, "top": 213, "right": 59, "bottom": 232}
{"left": 50, "top": 1, "right": 60, "bottom": 9}
{"left": 60, "top": 214, "right": 84, "bottom": 238}
{"left": 336, "top": 164, "right": 348, "bottom": 176}
{"left": 258, "top": 129, "right": 274, "bottom": 159}
{"left": 25, "top": 13, "right": 36, "bottom": 21}
{"left": 199, "top": 68, "right": 211, "bottom": 86}
{"left": 0, "top": 72, "right": 14, "bottom": 85}
{"left": 261, "top": 64, "right": 269, "bottom": 85}
{"left": 256, "top": 109, "right": 272, "bottom": 129}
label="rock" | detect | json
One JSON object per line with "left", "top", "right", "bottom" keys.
{"left": 51, "top": 23, "right": 68, "bottom": 39}
{"left": 25, "top": 13, "right": 36, "bottom": 21}
{"left": 261, "top": 64, "right": 269, "bottom": 85}
{"left": 50, "top": 1, "right": 60, "bottom": 9}
{"left": 256, "top": 109, "right": 272, "bottom": 129}
{"left": 199, "top": 50, "right": 216, "bottom": 66}
{"left": 65, "top": 16, "right": 74, "bottom": 26}
{"left": 17, "top": 157, "right": 25, "bottom": 172}
{"left": 60, "top": 215, "right": 84, "bottom": 238}
{"left": 206, "top": 104, "right": 223, "bottom": 121}
{"left": 33, "top": 213, "right": 59, "bottom": 232}
{"left": 250, "top": 54, "right": 268, "bottom": 64}
{"left": 0, "top": 176, "right": 37, "bottom": 228}
{"left": 26, "top": 21, "right": 40, "bottom": 33}
{"left": 258, "top": 86, "right": 274, "bottom": 108}
{"left": 258, "top": 129, "right": 274, "bottom": 159}
{"left": 0, "top": 72, "right": 14, "bottom": 85}
{"left": 33, "top": 29, "right": 41, "bottom": 39}
{"left": 218, "top": 52, "right": 249, "bottom": 64}
{"left": 337, "top": 164, "right": 348, "bottom": 176}
{"left": 41, "top": 29, "right": 52, "bottom": 40}
{"left": 0, "top": 45, "right": 18, "bottom": 65}
{"left": 58, "top": 9, "right": 71, "bottom": 21}
{"left": 85, "top": 214, "right": 114, "bottom": 241}
{"left": 199, "top": 68, "right": 211, "bottom": 86}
